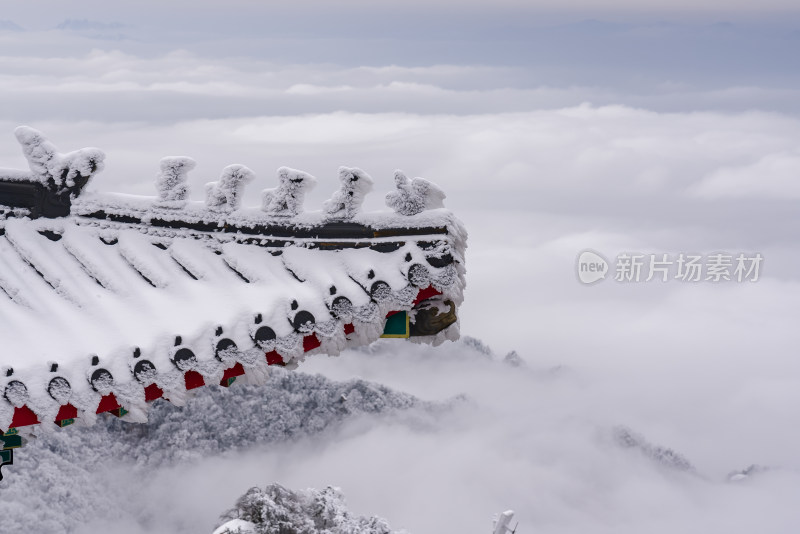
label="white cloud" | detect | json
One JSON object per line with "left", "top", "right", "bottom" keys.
{"left": 3, "top": 103, "right": 798, "bottom": 359}
{"left": 82, "top": 329, "right": 800, "bottom": 533}
{"left": 2, "top": 35, "right": 800, "bottom": 122}
{"left": 691, "top": 151, "right": 800, "bottom": 199}
{"left": 285, "top": 84, "right": 355, "bottom": 95}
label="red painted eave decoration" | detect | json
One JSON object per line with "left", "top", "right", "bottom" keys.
{"left": 184, "top": 370, "right": 205, "bottom": 390}
{"left": 413, "top": 285, "right": 442, "bottom": 307}
{"left": 144, "top": 383, "right": 164, "bottom": 402}
{"left": 266, "top": 350, "right": 285, "bottom": 366}
{"left": 221, "top": 362, "right": 245, "bottom": 381}
{"left": 10, "top": 405, "right": 40, "bottom": 428}
{"left": 220, "top": 362, "right": 246, "bottom": 386}
{"left": 303, "top": 334, "right": 321, "bottom": 352}
{"left": 96, "top": 393, "right": 121, "bottom": 414}
{"left": 55, "top": 403, "right": 78, "bottom": 422}
{"left": 344, "top": 323, "right": 355, "bottom": 336}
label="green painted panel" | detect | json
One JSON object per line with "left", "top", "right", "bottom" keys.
{"left": 381, "top": 311, "right": 409, "bottom": 338}
{"left": 1, "top": 434, "right": 22, "bottom": 450}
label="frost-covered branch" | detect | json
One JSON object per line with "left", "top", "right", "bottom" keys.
{"left": 261, "top": 166, "right": 316, "bottom": 217}
{"left": 217, "top": 484, "right": 398, "bottom": 534}
{"left": 205, "top": 164, "right": 255, "bottom": 211}
{"left": 14, "top": 126, "right": 105, "bottom": 194}
{"left": 385, "top": 170, "right": 445, "bottom": 216}
{"left": 323, "top": 166, "right": 374, "bottom": 220}
{"left": 155, "top": 156, "right": 195, "bottom": 207}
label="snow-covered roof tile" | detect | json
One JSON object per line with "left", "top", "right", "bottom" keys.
{"left": 0, "top": 127, "right": 467, "bottom": 442}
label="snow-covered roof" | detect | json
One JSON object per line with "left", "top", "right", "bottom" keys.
{"left": 0, "top": 127, "right": 467, "bottom": 435}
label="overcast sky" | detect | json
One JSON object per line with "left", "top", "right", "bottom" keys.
{"left": 3, "top": 5, "right": 800, "bottom": 94}
{"left": 1, "top": 3, "right": 799, "bottom": 532}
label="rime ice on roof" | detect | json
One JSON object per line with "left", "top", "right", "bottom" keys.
{"left": 0, "top": 126, "right": 467, "bottom": 453}
{"left": 261, "top": 166, "right": 317, "bottom": 216}
{"left": 385, "top": 170, "right": 445, "bottom": 216}
{"left": 323, "top": 166, "right": 374, "bottom": 220}
{"left": 155, "top": 156, "right": 195, "bottom": 208}
{"left": 14, "top": 126, "right": 104, "bottom": 192}
{"left": 205, "top": 164, "right": 255, "bottom": 211}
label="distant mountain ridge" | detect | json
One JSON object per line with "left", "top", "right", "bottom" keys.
{"left": 55, "top": 19, "right": 125, "bottom": 31}
{"left": 0, "top": 20, "right": 23, "bottom": 32}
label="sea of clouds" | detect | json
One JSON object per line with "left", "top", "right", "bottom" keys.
{"left": 0, "top": 9, "right": 798, "bottom": 533}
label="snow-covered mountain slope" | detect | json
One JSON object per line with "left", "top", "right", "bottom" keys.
{"left": 0, "top": 367, "right": 455, "bottom": 532}
{"left": 215, "top": 484, "right": 400, "bottom": 534}
{"left": 1, "top": 335, "right": 798, "bottom": 534}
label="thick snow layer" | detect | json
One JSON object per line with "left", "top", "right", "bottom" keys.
{"left": 73, "top": 191, "right": 467, "bottom": 238}
{"left": 0, "top": 208, "right": 465, "bottom": 431}
{"left": 213, "top": 519, "right": 256, "bottom": 534}
{"left": 0, "top": 168, "right": 35, "bottom": 183}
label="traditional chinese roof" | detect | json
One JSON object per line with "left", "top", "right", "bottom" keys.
{"left": 0, "top": 127, "right": 466, "bottom": 441}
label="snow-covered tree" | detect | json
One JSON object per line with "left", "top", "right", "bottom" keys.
{"left": 205, "top": 164, "right": 255, "bottom": 211}
{"left": 322, "top": 166, "right": 374, "bottom": 220}
{"left": 503, "top": 350, "right": 525, "bottom": 368}
{"left": 218, "top": 484, "right": 396, "bottom": 534}
{"left": 385, "top": 170, "right": 445, "bottom": 216}
{"left": 613, "top": 426, "right": 695, "bottom": 472}
{"left": 155, "top": 156, "right": 195, "bottom": 207}
{"left": 262, "top": 167, "right": 316, "bottom": 217}
{"left": 14, "top": 126, "right": 104, "bottom": 194}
